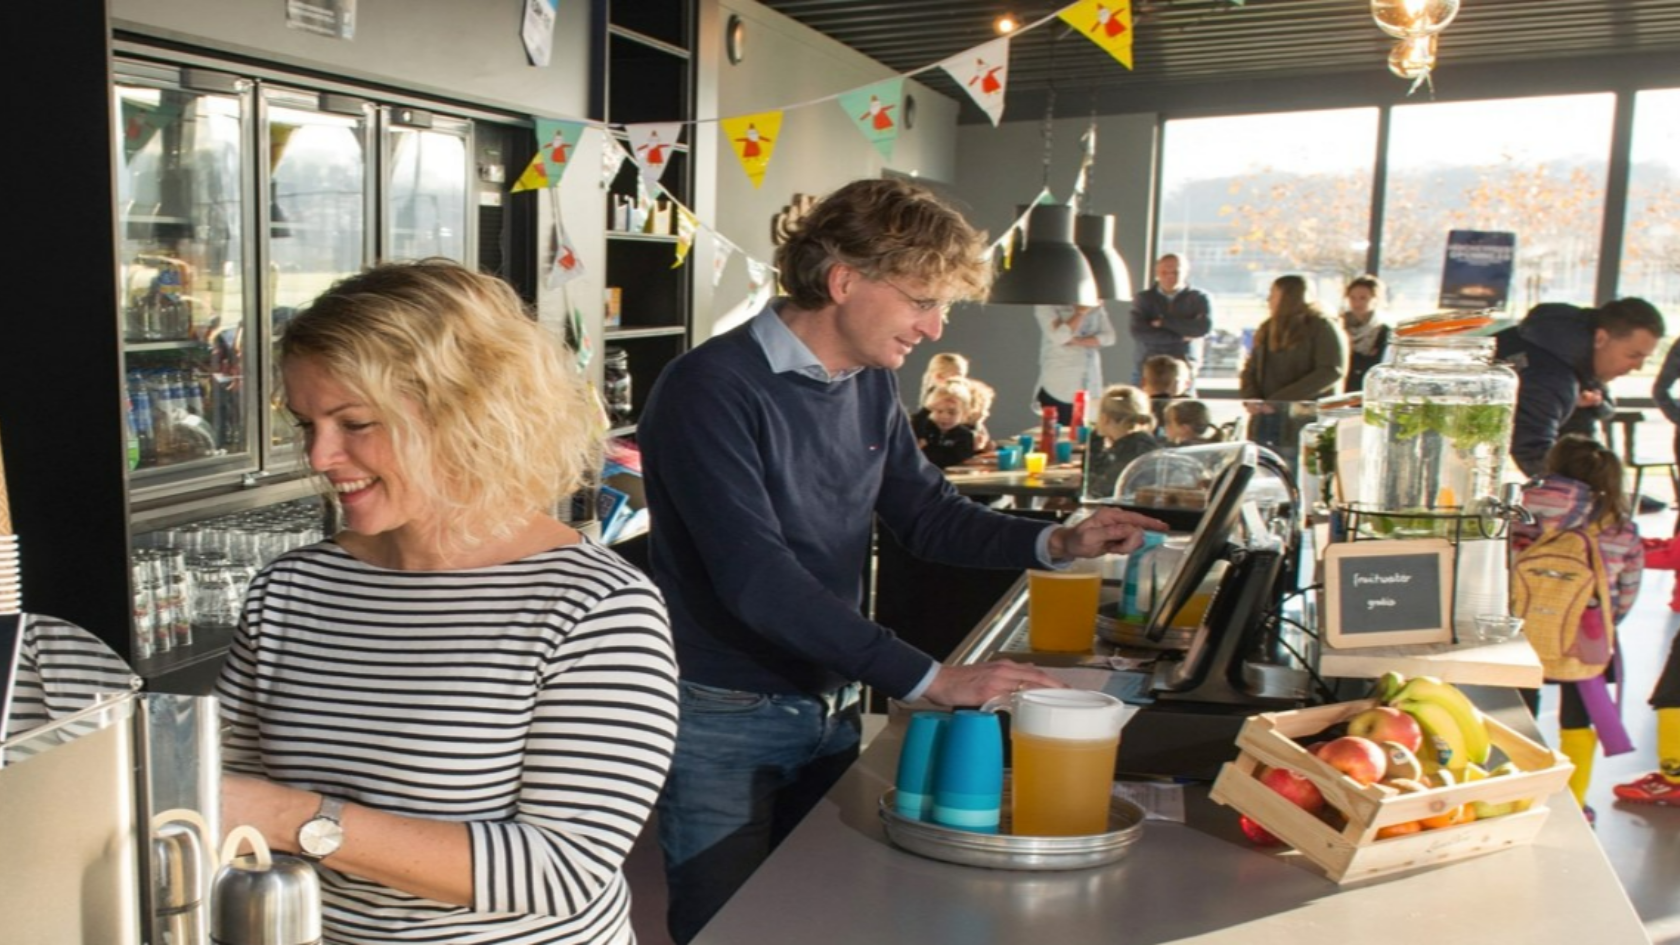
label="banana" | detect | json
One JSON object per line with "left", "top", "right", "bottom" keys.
{"left": 1373, "top": 671, "right": 1408, "bottom": 704}
{"left": 1391, "top": 676, "right": 1492, "bottom": 767}
{"left": 1396, "top": 698, "right": 1469, "bottom": 774}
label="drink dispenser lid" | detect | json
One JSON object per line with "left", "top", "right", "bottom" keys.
{"left": 212, "top": 825, "right": 322, "bottom": 945}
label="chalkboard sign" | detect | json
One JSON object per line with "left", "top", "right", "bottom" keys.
{"left": 1322, "top": 539, "right": 1455, "bottom": 648}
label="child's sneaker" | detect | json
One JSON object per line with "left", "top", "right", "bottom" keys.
{"left": 1612, "top": 772, "right": 1680, "bottom": 806}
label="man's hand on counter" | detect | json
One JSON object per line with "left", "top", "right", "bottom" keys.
{"left": 923, "top": 660, "right": 1067, "bottom": 708}
{"left": 1048, "top": 507, "right": 1168, "bottom": 561}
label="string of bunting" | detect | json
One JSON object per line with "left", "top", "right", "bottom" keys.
{"left": 515, "top": 0, "right": 1137, "bottom": 306}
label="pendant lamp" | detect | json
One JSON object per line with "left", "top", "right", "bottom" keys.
{"left": 1075, "top": 213, "right": 1132, "bottom": 301}
{"left": 990, "top": 203, "right": 1100, "bottom": 306}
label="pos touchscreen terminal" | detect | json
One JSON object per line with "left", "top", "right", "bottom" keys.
{"left": 1116, "top": 443, "right": 1313, "bottom": 780}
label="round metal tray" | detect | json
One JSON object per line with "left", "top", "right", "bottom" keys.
{"left": 878, "top": 787, "right": 1146, "bottom": 871}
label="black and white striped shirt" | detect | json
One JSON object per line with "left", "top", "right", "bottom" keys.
{"left": 217, "top": 540, "right": 678, "bottom": 945}
{"left": 4, "top": 613, "right": 138, "bottom": 742}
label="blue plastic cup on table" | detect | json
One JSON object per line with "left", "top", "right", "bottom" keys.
{"left": 1018, "top": 434, "right": 1034, "bottom": 454}
{"left": 930, "top": 709, "right": 1004, "bottom": 834}
{"left": 894, "top": 712, "right": 951, "bottom": 821}
{"left": 1055, "top": 440, "right": 1073, "bottom": 464}
{"left": 1077, "top": 425, "right": 1091, "bottom": 444}
{"left": 996, "top": 445, "right": 1022, "bottom": 471}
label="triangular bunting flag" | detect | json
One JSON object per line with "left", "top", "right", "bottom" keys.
{"left": 672, "top": 205, "right": 699, "bottom": 269}
{"left": 511, "top": 151, "right": 548, "bottom": 193}
{"left": 837, "top": 79, "right": 903, "bottom": 160}
{"left": 941, "top": 37, "right": 1010, "bottom": 127}
{"left": 711, "top": 236, "right": 735, "bottom": 287}
{"left": 547, "top": 192, "right": 587, "bottom": 289}
{"left": 535, "top": 119, "right": 587, "bottom": 187}
{"left": 720, "top": 111, "right": 783, "bottom": 188}
{"left": 746, "top": 257, "right": 776, "bottom": 300}
{"left": 625, "top": 122, "right": 684, "bottom": 191}
{"left": 1061, "top": 0, "right": 1134, "bottom": 70}
{"left": 601, "top": 134, "right": 627, "bottom": 189}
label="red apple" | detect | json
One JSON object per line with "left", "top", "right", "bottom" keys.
{"left": 1238, "top": 814, "right": 1282, "bottom": 846}
{"left": 1259, "top": 766, "right": 1326, "bottom": 813}
{"left": 1315, "top": 735, "right": 1388, "bottom": 785}
{"left": 1345, "top": 706, "right": 1424, "bottom": 754}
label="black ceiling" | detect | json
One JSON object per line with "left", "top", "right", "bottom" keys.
{"left": 754, "top": 0, "right": 1680, "bottom": 120}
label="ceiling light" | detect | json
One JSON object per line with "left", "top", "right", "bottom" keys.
{"left": 995, "top": 13, "right": 1018, "bottom": 35}
{"left": 992, "top": 203, "right": 1101, "bottom": 307}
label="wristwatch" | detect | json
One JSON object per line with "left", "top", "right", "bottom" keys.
{"left": 297, "top": 794, "right": 346, "bottom": 861}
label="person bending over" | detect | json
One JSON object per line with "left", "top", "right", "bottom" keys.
{"left": 637, "top": 178, "right": 1165, "bottom": 944}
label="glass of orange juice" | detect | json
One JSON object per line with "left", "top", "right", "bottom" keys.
{"left": 1027, "top": 569, "right": 1100, "bottom": 653}
{"left": 1023, "top": 451, "right": 1048, "bottom": 475}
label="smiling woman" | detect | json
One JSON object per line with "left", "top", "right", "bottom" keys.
{"left": 218, "top": 259, "right": 679, "bottom": 945}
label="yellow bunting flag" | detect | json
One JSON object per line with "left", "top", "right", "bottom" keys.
{"left": 672, "top": 205, "right": 699, "bottom": 268}
{"left": 1060, "top": 0, "right": 1134, "bottom": 70}
{"left": 720, "top": 111, "right": 783, "bottom": 188}
{"left": 511, "top": 151, "right": 548, "bottom": 193}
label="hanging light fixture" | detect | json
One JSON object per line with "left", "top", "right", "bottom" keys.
{"left": 1372, "top": 0, "right": 1458, "bottom": 90}
{"left": 1370, "top": 0, "right": 1459, "bottom": 38}
{"left": 1388, "top": 34, "right": 1437, "bottom": 80}
{"left": 989, "top": 37, "right": 1098, "bottom": 307}
{"left": 992, "top": 202, "right": 1101, "bottom": 306}
{"left": 1075, "top": 213, "right": 1132, "bottom": 301}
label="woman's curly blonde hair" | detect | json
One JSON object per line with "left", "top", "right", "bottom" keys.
{"left": 279, "top": 259, "right": 600, "bottom": 553}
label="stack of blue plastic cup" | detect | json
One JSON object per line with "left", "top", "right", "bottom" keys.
{"left": 929, "top": 710, "right": 1004, "bottom": 834}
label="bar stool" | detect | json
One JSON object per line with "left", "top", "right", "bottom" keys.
{"left": 1606, "top": 410, "right": 1679, "bottom": 507}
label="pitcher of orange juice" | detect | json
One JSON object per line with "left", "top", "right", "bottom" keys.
{"left": 981, "top": 688, "right": 1133, "bottom": 837}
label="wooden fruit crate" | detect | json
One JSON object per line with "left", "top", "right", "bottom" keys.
{"left": 1209, "top": 698, "right": 1573, "bottom": 883}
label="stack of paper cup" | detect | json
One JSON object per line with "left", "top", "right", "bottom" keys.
{"left": 0, "top": 534, "right": 18, "bottom": 615}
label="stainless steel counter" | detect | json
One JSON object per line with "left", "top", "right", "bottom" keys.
{"left": 693, "top": 579, "right": 1650, "bottom": 945}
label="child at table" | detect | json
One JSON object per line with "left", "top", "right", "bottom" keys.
{"left": 912, "top": 378, "right": 980, "bottom": 469}
{"left": 1511, "top": 434, "right": 1644, "bottom": 821}
{"left": 1162, "top": 399, "right": 1224, "bottom": 446}
{"left": 1140, "top": 354, "right": 1192, "bottom": 432}
{"left": 1083, "top": 384, "right": 1163, "bottom": 500}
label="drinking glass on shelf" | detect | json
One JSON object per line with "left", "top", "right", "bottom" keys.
{"left": 187, "top": 551, "right": 244, "bottom": 629}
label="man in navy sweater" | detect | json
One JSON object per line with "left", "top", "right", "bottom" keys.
{"left": 639, "top": 178, "right": 1164, "bottom": 943}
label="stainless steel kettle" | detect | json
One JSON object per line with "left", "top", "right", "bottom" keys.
{"left": 210, "top": 825, "right": 322, "bottom": 945}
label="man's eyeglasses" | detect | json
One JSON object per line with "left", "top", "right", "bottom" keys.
{"left": 879, "top": 277, "right": 953, "bottom": 319}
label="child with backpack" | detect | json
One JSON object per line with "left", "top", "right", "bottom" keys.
{"left": 1511, "top": 434, "right": 1645, "bottom": 820}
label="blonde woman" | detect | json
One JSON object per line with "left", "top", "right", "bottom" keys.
{"left": 217, "top": 259, "right": 678, "bottom": 945}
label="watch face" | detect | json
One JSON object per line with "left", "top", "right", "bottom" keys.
{"left": 299, "top": 816, "right": 344, "bottom": 858}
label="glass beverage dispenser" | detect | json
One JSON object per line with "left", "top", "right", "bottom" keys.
{"left": 1356, "top": 336, "right": 1517, "bottom": 531}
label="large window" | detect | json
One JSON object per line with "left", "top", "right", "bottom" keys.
{"left": 1619, "top": 88, "right": 1680, "bottom": 319}
{"left": 1157, "top": 108, "right": 1378, "bottom": 384}
{"left": 1380, "top": 94, "right": 1615, "bottom": 317}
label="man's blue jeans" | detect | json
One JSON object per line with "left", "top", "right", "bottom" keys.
{"left": 656, "top": 680, "right": 862, "bottom": 944}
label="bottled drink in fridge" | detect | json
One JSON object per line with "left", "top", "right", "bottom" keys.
{"left": 1357, "top": 336, "right": 1516, "bottom": 535}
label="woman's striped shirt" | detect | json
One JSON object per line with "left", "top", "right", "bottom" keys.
{"left": 216, "top": 539, "right": 678, "bottom": 945}
{"left": 4, "top": 613, "right": 138, "bottom": 742}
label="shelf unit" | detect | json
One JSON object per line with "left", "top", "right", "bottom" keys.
{"left": 591, "top": 0, "right": 696, "bottom": 433}
{"left": 1, "top": 31, "right": 538, "bottom": 695}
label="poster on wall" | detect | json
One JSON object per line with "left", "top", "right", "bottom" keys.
{"left": 522, "top": 0, "right": 558, "bottom": 67}
{"left": 286, "top": 0, "right": 356, "bottom": 40}
{"left": 1438, "top": 230, "right": 1516, "bottom": 311}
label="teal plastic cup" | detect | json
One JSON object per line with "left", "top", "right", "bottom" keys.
{"left": 930, "top": 709, "right": 1004, "bottom": 833}
{"left": 894, "top": 711, "right": 951, "bottom": 821}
